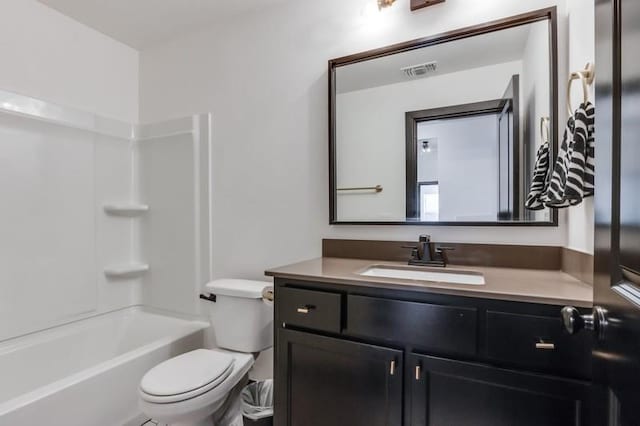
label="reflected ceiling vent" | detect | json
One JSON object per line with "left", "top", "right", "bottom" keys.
{"left": 401, "top": 61, "right": 438, "bottom": 78}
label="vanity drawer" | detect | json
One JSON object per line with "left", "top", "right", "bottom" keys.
{"left": 486, "top": 311, "right": 592, "bottom": 378}
{"left": 346, "top": 295, "right": 477, "bottom": 357}
{"left": 278, "top": 287, "right": 342, "bottom": 333}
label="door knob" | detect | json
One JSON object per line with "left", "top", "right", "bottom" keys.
{"left": 561, "top": 306, "right": 608, "bottom": 340}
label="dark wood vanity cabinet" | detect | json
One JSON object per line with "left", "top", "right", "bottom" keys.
{"left": 274, "top": 280, "right": 593, "bottom": 426}
{"left": 409, "top": 355, "right": 590, "bottom": 426}
{"left": 277, "top": 329, "right": 403, "bottom": 426}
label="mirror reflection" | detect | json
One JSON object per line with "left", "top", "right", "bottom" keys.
{"left": 333, "top": 19, "right": 555, "bottom": 225}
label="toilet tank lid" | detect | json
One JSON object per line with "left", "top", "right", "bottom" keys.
{"left": 205, "top": 279, "right": 271, "bottom": 299}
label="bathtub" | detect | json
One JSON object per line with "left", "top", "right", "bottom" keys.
{"left": 0, "top": 307, "right": 209, "bottom": 426}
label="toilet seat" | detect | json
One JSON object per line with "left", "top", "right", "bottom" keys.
{"left": 139, "top": 349, "right": 255, "bottom": 425}
{"left": 140, "top": 349, "right": 234, "bottom": 404}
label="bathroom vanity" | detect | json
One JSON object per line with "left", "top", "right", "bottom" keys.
{"left": 270, "top": 5, "right": 595, "bottom": 425}
{"left": 266, "top": 255, "right": 593, "bottom": 426}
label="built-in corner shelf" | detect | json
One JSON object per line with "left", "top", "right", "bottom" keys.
{"left": 104, "top": 263, "right": 149, "bottom": 279}
{"left": 103, "top": 204, "right": 149, "bottom": 217}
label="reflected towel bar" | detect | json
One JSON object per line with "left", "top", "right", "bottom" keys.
{"left": 337, "top": 185, "right": 383, "bottom": 193}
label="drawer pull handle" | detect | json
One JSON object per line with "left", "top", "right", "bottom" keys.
{"left": 415, "top": 365, "right": 421, "bottom": 381}
{"left": 296, "top": 305, "right": 315, "bottom": 314}
{"left": 389, "top": 360, "right": 396, "bottom": 376}
{"left": 535, "top": 341, "right": 555, "bottom": 350}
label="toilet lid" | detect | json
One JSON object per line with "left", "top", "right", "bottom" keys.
{"left": 140, "top": 349, "right": 234, "bottom": 398}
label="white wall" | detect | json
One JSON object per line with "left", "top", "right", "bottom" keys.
{"left": 336, "top": 61, "right": 522, "bottom": 221}
{"left": 565, "top": 0, "right": 595, "bottom": 254}
{"left": 140, "top": 0, "right": 578, "bottom": 284}
{"left": 521, "top": 21, "right": 552, "bottom": 147}
{"left": 0, "top": 0, "right": 141, "bottom": 340}
{"left": 0, "top": 0, "right": 139, "bottom": 123}
{"left": 521, "top": 20, "right": 552, "bottom": 222}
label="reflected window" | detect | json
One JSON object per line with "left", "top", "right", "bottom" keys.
{"left": 420, "top": 183, "right": 439, "bottom": 221}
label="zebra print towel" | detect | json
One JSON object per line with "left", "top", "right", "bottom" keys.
{"left": 525, "top": 142, "right": 550, "bottom": 210}
{"left": 543, "top": 102, "right": 595, "bottom": 208}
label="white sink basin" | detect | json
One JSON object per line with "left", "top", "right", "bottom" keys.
{"left": 360, "top": 266, "right": 485, "bottom": 285}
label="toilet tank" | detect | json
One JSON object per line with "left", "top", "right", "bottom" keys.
{"left": 204, "top": 279, "right": 273, "bottom": 353}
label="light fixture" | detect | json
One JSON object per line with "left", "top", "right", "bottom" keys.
{"left": 378, "top": 0, "right": 397, "bottom": 10}
{"left": 411, "top": 0, "right": 445, "bottom": 12}
{"left": 421, "top": 140, "right": 432, "bottom": 153}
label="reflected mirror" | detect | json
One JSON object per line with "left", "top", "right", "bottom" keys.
{"left": 329, "top": 8, "right": 558, "bottom": 225}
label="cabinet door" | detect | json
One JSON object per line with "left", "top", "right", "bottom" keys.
{"left": 276, "top": 329, "right": 403, "bottom": 426}
{"left": 409, "top": 354, "right": 591, "bottom": 426}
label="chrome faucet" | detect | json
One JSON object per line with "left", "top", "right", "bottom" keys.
{"left": 403, "top": 235, "right": 454, "bottom": 267}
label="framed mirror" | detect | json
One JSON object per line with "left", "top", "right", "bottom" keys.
{"left": 329, "top": 7, "right": 558, "bottom": 226}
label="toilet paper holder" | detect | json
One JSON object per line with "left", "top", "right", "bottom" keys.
{"left": 262, "top": 287, "right": 274, "bottom": 302}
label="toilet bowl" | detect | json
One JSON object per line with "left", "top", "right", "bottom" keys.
{"left": 139, "top": 349, "right": 253, "bottom": 426}
{"left": 139, "top": 279, "right": 273, "bottom": 426}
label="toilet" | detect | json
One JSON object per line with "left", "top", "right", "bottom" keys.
{"left": 139, "top": 279, "right": 273, "bottom": 426}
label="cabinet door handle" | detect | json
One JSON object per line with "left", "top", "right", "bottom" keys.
{"left": 535, "top": 340, "right": 555, "bottom": 350}
{"left": 389, "top": 360, "right": 396, "bottom": 376}
{"left": 296, "top": 305, "right": 314, "bottom": 314}
{"left": 415, "top": 365, "right": 421, "bottom": 381}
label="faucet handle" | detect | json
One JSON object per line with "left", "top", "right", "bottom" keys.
{"left": 402, "top": 245, "right": 419, "bottom": 260}
{"left": 435, "top": 246, "right": 455, "bottom": 265}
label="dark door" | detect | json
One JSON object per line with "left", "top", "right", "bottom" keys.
{"left": 560, "top": 1, "right": 640, "bottom": 424}
{"left": 409, "top": 354, "right": 590, "bottom": 426}
{"left": 275, "top": 329, "right": 403, "bottom": 426}
{"left": 595, "top": 0, "right": 640, "bottom": 422}
{"left": 498, "top": 74, "right": 521, "bottom": 221}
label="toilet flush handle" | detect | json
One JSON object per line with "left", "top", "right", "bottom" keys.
{"left": 199, "top": 293, "right": 217, "bottom": 303}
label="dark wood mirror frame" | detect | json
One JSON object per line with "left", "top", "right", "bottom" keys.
{"left": 328, "top": 7, "right": 558, "bottom": 226}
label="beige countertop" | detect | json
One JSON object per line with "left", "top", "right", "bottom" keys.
{"left": 265, "top": 257, "right": 594, "bottom": 308}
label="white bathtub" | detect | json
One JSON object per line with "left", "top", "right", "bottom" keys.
{"left": 0, "top": 307, "right": 209, "bottom": 426}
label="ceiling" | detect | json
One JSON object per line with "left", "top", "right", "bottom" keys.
{"left": 336, "top": 22, "right": 544, "bottom": 94}
{"left": 38, "top": 0, "right": 290, "bottom": 49}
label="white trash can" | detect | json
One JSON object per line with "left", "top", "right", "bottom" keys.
{"left": 241, "top": 380, "right": 273, "bottom": 426}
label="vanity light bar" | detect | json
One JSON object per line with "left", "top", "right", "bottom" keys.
{"left": 378, "top": 0, "right": 396, "bottom": 10}
{"left": 410, "top": 0, "right": 445, "bottom": 11}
